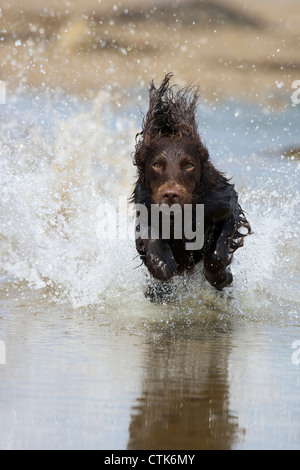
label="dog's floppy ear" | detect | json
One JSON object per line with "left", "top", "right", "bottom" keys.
{"left": 202, "top": 183, "right": 238, "bottom": 224}
{"left": 132, "top": 180, "right": 152, "bottom": 206}
{"left": 197, "top": 159, "right": 238, "bottom": 224}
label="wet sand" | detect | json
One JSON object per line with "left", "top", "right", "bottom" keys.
{"left": 1, "top": 0, "right": 300, "bottom": 104}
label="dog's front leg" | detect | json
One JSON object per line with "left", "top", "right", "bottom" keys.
{"left": 203, "top": 218, "right": 236, "bottom": 290}
{"left": 136, "top": 237, "right": 177, "bottom": 281}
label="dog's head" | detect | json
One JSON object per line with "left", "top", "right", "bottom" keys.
{"left": 144, "top": 135, "right": 204, "bottom": 206}
{"left": 133, "top": 73, "right": 212, "bottom": 207}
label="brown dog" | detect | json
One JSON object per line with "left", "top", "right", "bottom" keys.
{"left": 132, "top": 74, "right": 251, "bottom": 290}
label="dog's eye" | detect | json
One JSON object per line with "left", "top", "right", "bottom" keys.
{"left": 184, "top": 162, "right": 195, "bottom": 170}
{"left": 152, "top": 162, "right": 162, "bottom": 170}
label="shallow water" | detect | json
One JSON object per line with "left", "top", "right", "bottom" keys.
{"left": 0, "top": 90, "right": 299, "bottom": 449}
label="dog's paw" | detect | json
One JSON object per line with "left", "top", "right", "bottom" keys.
{"left": 146, "top": 243, "right": 177, "bottom": 282}
{"left": 204, "top": 268, "right": 233, "bottom": 290}
{"left": 204, "top": 255, "right": 233, "bottom": 290}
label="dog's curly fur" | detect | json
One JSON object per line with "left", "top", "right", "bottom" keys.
{"left": 132, "top": 73, "right": 251, "bottom": 290}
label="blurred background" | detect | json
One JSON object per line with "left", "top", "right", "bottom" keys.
{"left": 1, "top": 0, "right": 299, "bottom": 104}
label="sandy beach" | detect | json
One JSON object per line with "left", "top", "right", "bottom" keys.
{"left": 0, "top": 0, "right": 299, "bottom": 104}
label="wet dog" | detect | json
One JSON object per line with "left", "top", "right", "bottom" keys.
{"left": 132, "top": 74, "right": 251, "bottom": 291}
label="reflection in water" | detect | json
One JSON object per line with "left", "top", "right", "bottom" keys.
{"left": 128, "top": 323, "right": 241, "bottom": 450}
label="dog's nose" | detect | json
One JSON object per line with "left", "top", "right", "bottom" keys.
{"left": 162, "top": 188, "right": 180, "bottom": 205}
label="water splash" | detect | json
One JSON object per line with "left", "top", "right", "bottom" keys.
{"left": 0, "top": 90, "right": 299, "bottom": 325}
